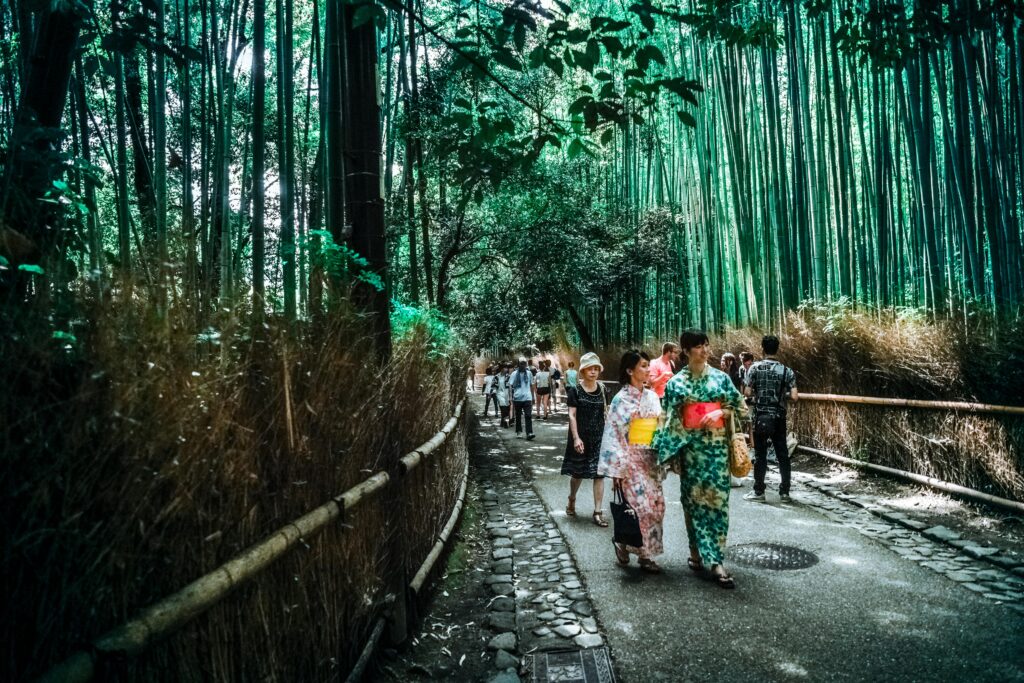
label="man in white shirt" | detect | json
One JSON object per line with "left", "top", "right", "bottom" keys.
{"left": 508, "top": 358, "right": 536, "bottom": 440}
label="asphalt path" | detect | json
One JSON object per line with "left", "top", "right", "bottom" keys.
{"left": 481, "top": 397, "right": 1024, "bottom": 683}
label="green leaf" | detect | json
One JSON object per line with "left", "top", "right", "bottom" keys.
{"left": 600, "top": 127, "right": 614, "bottom": 145}
{"left": 600, "top": 35, "right": 624, "bottom": 56}
{"left": 513, "top": 22, "right": 527, "bottom": 52}
{"left": 492, "top": 47, "right": 522, "bottom": 71}
{"left": 568, "top": 95, "right": 592, "bottom": 114}
{"left": 567, "top": 138, "right": 586, "bottom": 160}
{"left": 677, "top": 110, "right": 697, "bottom": 128}
{"left": 18, "top": 264, "right": 44, "bottom": 276}
{"left": 528, "top": 45, "right": 546, "bottom": 69}
{"left": 545, "top": 56, "right": 564, "bottom": 77}
{"left": 0, "top": 255, "right": 9, "bottom": 268}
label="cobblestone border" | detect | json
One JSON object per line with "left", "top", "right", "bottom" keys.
{"left": 474, "top": 420, "right": 607, "bottom": 683}
{"left": 781, "top": 471, "right": 1024, "bottom": 614}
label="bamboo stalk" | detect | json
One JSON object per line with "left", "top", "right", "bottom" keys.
{"left": 410, "top": 458, "right": 469, "bottom": 594}
{"left": 38, "top": 398, "right": 467, "bottom": 683}
{"left": 799, "top": 393, "right": 1024, "bottom": 416}
{"left": 344, "top": 617, "right": 387, "bottom": 683}
{"left": 796, "top": 445, "right": 1024, "bottom": 513}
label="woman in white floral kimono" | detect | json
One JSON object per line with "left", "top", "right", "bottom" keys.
{"left": 598, "top": 350, "right": 666, "bottom": 572}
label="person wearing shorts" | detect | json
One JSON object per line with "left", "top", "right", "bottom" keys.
{"left": 535, "top": 360, "right": 552, "bottom": 418}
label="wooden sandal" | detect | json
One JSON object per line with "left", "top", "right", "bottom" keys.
{"left": 566, "top": 496, "right": 576, "bottom": 517}
{"left": 592, "top": 511, "right": 609, "bottom": 527}
{"left": 687, "top": 557, "right": 704, "bottom": 573}
{"left": 714, "top": 570, "right": 736, "bottom": 589}
{"left": 614, "top": 542, "right": 630, "bottom": 566}
{"left": 639, "top": 559, "right": 662, "bottom": 574}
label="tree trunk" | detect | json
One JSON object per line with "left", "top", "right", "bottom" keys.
{"left": 342, "top": 5, "right": 391, "bottom": 356}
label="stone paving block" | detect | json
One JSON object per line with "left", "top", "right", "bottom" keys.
{"left": 494, "top": 650, "right": 519, "bottom": 670}
{"left": 485, "top": 574, "right": 514, "bottom": 585}
{"left": 554, "top": 623, "right": 582, "bottom": 637}
{"left": 988, "top": 555, "right": 1022, "bottom": 570}
{"left": 488, "top": 612, "right": 517, "bottom": 631}
{"left": 491, "top": 597, "right": 515, "bottom": 612}
{"left": 923, "top": 526, "right": 962, "bottom": 543}
{"left": 487, "top": 669, "right": 520, "bottom": 683}
{"left": 574, "top": 633, "right": 604, "bottom": 648}
{"left": 488, "top": 632, "right": 517, "bottom": 651}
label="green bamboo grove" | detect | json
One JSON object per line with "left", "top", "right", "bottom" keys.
{"left": 1, "top": 0, "right": 1021, "bottom": 351}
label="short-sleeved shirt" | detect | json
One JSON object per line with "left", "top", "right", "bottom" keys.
{"left": 648, "top": 356, "right": 675, "bottom": 398}
{"left": 744, "top": 359, "right": 796, "bottom": 418}
{"left": 565, "top": 369, "right": 578, "bottom": 387}
{"left": 509, "top": 369, "right": 534, "bottom": 402}
{"left": 536, "top": 371, "right": 550, "bottom": 388}
{"left": 483, "top": 375, "right": 496, "bottom": 394}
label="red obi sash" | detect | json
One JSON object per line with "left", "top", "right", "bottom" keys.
{"left": 681, "top": 401, "right": 723, "bottom": 430}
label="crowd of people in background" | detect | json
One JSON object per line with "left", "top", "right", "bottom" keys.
{"left": 472, "top": 330, "right": 799, "bottom": 590}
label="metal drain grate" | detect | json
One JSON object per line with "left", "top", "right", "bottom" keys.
{"left": 729, "top": 543, "right": 819, "bottom": 570}
{"left": 527, "top": 647, "right": 616, "bottom": 683}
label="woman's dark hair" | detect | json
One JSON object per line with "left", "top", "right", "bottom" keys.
{"left": 618, "top": 349, "right": 650, "bottom": 386}
{"left": 679, "top": 329, "right": 709, "bottom": 351}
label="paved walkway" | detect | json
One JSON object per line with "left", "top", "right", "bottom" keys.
{"left": 476, "top": 395, "right": 1024, "bottom": 682}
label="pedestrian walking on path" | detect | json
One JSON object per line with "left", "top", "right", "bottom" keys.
{"left": 744, "top": 335, "right": 798, "bottom": 503}
{"left": 565, "top": 361, "right": 578, "bottom": 389}
{"left": 496, "top": 363, "right": 512, "bottom": 428}
{"left": 509, "top": 358, "right": 536, "bottom": 440}
{"left": 535, "top": 360, "right": 552, "bottom": 418}
{"left": 482, "top": 367, "right": 499, "bottom": 417}
{"left": 599, "top": 350, "right": 666, "bottom": 572}
{"left": 563, "top": 352, "right": 611, "bottom": 526}
{"left": 648, "top": 342, "right": 680, "bottom": 398}
{"left": 653, "top": 329, "right": 746, "bottom": 589}
{"left": 550, "top": 363, "right": 562, "bottom": 411}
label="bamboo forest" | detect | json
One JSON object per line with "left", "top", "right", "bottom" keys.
{"left": 3, "top": 1, "right": 1024, "bottom": 682}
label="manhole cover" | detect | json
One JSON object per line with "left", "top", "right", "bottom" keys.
{"left": 526, "top": 646, "right": 615, "bottom": 683}
{"left": 729, "top": 543, "right": 819, "bottom": 570}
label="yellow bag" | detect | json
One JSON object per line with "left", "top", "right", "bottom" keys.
{"left": 628, "top": 417, "right": 658, "bottom": 445}
{"left": 727, "top": 414, "right": 752, "bottom": 477}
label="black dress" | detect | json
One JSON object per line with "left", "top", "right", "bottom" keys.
{"left": 561, "top": 383, "right": 609, "bottom": 479}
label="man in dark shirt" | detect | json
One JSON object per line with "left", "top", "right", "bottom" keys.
{"left": 743, "top": 335, "right": 798, "bottom": 502}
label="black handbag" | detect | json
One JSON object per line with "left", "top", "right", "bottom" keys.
{"left": 610, "top": 482, "right": 643, "bottom": 548}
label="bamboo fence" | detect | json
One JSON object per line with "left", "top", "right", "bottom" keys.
{"left": 798, "top": 393, "right": 1024, "bottom": 416}
{"left": 38, "top": 398, "right": 468, "bottom": 683}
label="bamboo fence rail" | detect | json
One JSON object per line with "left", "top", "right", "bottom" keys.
{"left": 796, "top": 445, "right": 1024, "bottom": 514}
{"left": 38, "top": 397, "right": 468, "bottom": 683}
{"left": 798, "top": 393, "right": 1024, "bottom": 416}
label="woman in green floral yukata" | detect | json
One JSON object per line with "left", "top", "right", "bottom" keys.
{"left": 652, "top": 329, "right": 746, "bottom": 588}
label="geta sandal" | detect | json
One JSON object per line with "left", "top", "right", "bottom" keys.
{"left": 639, "top": 559, "right": 662, "bottom": 574}
{"left": 566, "top": 496, "right": 576, "bottom": 517}
{"left": 715, "top": 573, "right": 736, "bottom": 589}
{"left": 614, "top": 543, "right": 630, "bottom": 566}
{"left": 687, "top": 557, "right": 704, "bottom": 572}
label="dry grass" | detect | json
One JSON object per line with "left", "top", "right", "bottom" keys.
{"left": 715, "top": 307, "right": 1024, "bottom": 500}
{"left": 1, "top": 295, "right": 467, "bottom": 681}
{"left": 545, "top": 307, "right": 1023, "bottom": 500}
